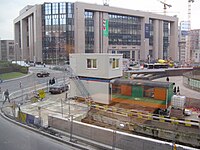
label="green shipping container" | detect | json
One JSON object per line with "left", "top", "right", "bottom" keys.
{"left": 132, "top": 86, "right": 143, "bottom": 98}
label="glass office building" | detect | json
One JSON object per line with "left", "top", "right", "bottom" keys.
{"left": 42, "top": 2, "right": 74, "bottom": 63}
{"left": 14, "top": 2, "right": 178, "bottom": 63}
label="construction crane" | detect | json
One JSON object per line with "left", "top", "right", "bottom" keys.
{"left": 158, "top": 0, "right": 172, "bottom": 15}
{"left": 188, "top": 0, "right": 194, "bottom": 30}
{"left": 103, "top": 0, "right": 109, "bottom": 6}
{"left": 187, "top": 0, "right": 195, "bottom": 63}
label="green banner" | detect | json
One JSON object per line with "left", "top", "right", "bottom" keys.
{"left": 103, "top": 19, "right": 109, "bottom": 37}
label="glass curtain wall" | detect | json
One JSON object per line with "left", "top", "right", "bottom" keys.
{"left": 85, "top": 11, "right": 94, "bottom": 53}
{"left": 163, "top": 21, "right": 169, "bottom": 60}
{"left": 149, "top": 19, "right": 154, "bottom": 60}
{"left": 42, "top": 2, "right": 74, "bottom": 64}
{"left": 108, "top": 14, "right": 141, "bottom": 46}
{"left": 149, "top": 19, "right": 153, "bottom": 46}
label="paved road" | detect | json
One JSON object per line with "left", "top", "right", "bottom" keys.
{"left": 0, "top": 115, "right": 79, "bottom": 150}
{"left": 153, "top": 76, "right": 200, "bottom": 100}
{"left": 0, "top": 67, "right": 64, "bottom": 93}
{"left": 0, "top": 67, "right": 81, "bottom": 150}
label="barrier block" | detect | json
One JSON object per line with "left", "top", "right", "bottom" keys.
{"left": 185, "top": 120, "right": 191, "bottom": 127}
{"left": 112, "top": 107, "right": 117, "bottom": 112}
{"left": 159, "top": 115, "right": 165, "bottom": 123}
{"left": 18, "top": 112, "right": 27, "bottom": 123}
{"left": 104, "top": 105, "right": 108, "bottom": 111}
{"left": 26, "top": 114, "right": 35, "bottom": 124}
{"left": 147, "top": 114, "right": 153, "bottom": 120}
{"left": 128, "top": 113, "right": 133, "bottom": 117}
{"left": 34, "top": 116, "right": 42, "bottom": 126}
{"left": 95, "top": 104, "right": 100, "bottom": 110}
{"left": 171, "top": 117, "right": 179, "bottom": 125}
{"left": 137, "top": 112, "right": 142, "bottom": 119}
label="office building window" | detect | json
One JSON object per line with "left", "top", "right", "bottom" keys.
{"left": 85, "top": 11, "right": 94, "bottom": 53}
{"left": 163, "top": 21, "right": 169, "bottom": 60}
{"left": 149, "top": 19, "right": 153, "bottom": 46}
{"left": 42, "top": 2, "right": 74, "bottom": 62}
{"left": 112, "top": 58, "right": 119, "bottom": 69}
{"left": 109, "top": 14, "right": 141, "bottom": 46}
{"left": 87, "top": 59, "right": 97, "bottom": 69}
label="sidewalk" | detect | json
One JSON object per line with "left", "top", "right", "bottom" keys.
{"left": 1, "top": 94, "right": 111, "bottom": 150}
{"left": 153, "top": 76, "right": 200, "bottom": 100}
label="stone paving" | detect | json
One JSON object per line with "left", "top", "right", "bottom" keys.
{"left": 20, "top": 93, "right": 89, "bottom": 126}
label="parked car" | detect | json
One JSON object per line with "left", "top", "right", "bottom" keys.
{"left": 184, "top": 109, "right": 192, "bottom": 116}
{"left": 49, "top": 83, "right": 69, "bottom": 94}
{"left": 36, "top": 71, "right": 50, "bottom": 77}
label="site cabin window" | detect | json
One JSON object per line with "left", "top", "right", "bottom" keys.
{"left": 112, "top": 58, "right": 119, "bottom": 69}
{"left": 87, "top": 59, "right": 97, "bottom": 69}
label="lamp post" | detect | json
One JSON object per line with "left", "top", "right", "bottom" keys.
{"left": 56, "top": 43, "right": 58, "bottom": 66}
{"left": 66, "top": 92, "right": 71, "bottom": 118}
{"left": 19, "top": 81, "right": 23, "bottom": 103}
{"left": 46, "top": 47, "right": 49, "bottom": 63}
{"left": 15, "top": 43, "right": 18, "bottom": 63}
{"left": 112, "top": 130, "right": 116, "bottom": 150}
{"left": 56, "top": 40, "right": 60, "bottom": 66}
{"left": 112, "top": 123, "right": 125, "bottom": 150}
{"left": 69, "top": 115, "right": 73, "bottom": 142}
{"left": 61, "top": 98, "right": 63, "bottom": 117}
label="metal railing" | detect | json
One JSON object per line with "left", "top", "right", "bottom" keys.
{"left": 183, "top": 70, "right": 200, "bottom": 92}
{"left": 65, "top": 65, "right": 91, "bottom": 101}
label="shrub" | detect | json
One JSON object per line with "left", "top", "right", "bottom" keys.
{"left": 0, "top": 61, "right": 28, "bottom": 74}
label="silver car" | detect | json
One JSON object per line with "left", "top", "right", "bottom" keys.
{"left": 49, "top": 83, "right": 69, "bottom": 94}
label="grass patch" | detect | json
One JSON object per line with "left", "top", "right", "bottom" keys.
{"left": 0, "top": 72, "right": 26, "bottom": 80}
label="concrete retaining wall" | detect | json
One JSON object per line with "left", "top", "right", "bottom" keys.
{"left": 90, "top": 110, "right": 200, "bottom": 147}
{"left": 183, "top": 75, "right": 200, "bottom": 92}
{"left": 48, "top": 115, "right": 195, "bottom": 150}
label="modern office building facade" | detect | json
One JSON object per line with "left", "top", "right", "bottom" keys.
{"left": 14, "top": 2, "right": 178, "bottom": 64}
{"left": 0, "top": 40, "right": 15, "bottom": 61}
{"left": 190, "top": 29, "right": 200, "bottom": 63}
{"left": 178, "top": 21, "right": 188, "bottom": 64}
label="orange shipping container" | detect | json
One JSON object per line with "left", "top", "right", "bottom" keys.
{"left": 121, "top": 85, "right": 132, "bottom": 96}
{"left": 154, "top": 88, "right": 166, "bottom": 100}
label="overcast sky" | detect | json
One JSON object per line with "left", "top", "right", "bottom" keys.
{"left": 0, "top": 0, "right": 200, "bottom": 40}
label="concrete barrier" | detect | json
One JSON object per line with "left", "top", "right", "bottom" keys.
{"left": 48, "top": 115, "right": 196, "bottom": 150}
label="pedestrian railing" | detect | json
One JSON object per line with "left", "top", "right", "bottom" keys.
{"left": 183, "top": 70, "right": 200, "bottom": 92}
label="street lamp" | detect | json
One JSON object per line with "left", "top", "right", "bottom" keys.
{"left": 69, "top": 115, "right": 73, "bottom": 142}
{"left": 56, "top": 40, "right": 60, "bottom": 66}
{"left": 112, "top": 123, "right": 125, "bottom": 149}
{"left": 65, "top": 92, "right": 71, "bottom": 118}
{"left": 15, "top": 43, "right": 18, "bottom": 63}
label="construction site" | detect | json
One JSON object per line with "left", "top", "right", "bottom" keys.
{"left": 8, "top": 53, "right": 200, "bottom": 149}
{"left": 69, "top": 54, "right": 200, "bottom": 148}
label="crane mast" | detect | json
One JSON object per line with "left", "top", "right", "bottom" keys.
{"left": 103, "top": 0, "right": 109, "bottom": 6}
{"left": 187, "top": 0, "right": 194, "bottom": 63}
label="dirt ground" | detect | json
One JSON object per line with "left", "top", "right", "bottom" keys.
{"left": 186, "top": 97, "right": 200, "bottom": 112}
